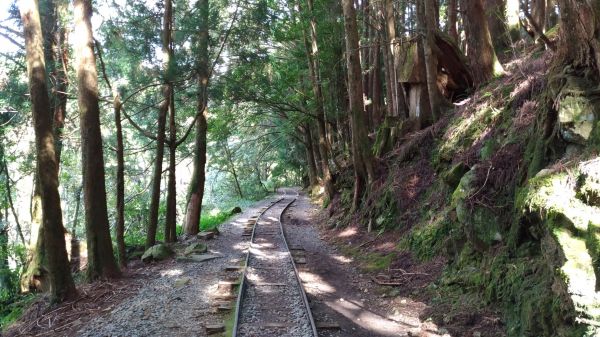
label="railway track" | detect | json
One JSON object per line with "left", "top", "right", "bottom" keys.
{"left": 232, "top": 189, "right": 317, "bottom": 337}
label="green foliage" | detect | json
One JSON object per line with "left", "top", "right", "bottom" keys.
{"left": 0, "top": 294, "right": 35, "bottom": 331}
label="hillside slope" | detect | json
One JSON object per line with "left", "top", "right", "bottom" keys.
{"left": 322, "top": 46, "right": 600, "bottom": 337}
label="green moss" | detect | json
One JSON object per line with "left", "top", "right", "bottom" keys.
{"left": 404, "top": 215, "right": 453, "bottom": 261}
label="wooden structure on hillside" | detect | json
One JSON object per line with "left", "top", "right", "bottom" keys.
{"left": 398, "top": 32, "right": 473, "bottom": 127}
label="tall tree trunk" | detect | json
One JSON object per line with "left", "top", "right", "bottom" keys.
{"left": 384, "top": 0, "right": 409, "bottom": 118}
{"left": 530, "top": 0, "right": 546, "bottom": 39}
{"left": 73, "top": 0, "right": 120, "bottom": 280}
{"left": 22, "top": 0, "right": 69, "bottom": 294}
{"left": 21, "top": 176, "right": 47, "bottom": 293}
{"left": 71, "top": 184, "right": 82, "bottom": 271}
{"left": 371, "top": 33, "right": 383, "bottom": 127}
{"left": 546, "top": 0, "right": 558, "bottom": 29}
{"left": 301, "top": 0, "right": 335, "bottom": 201}
{"left": 183, "top": 0, "right": 209, "bottom": 236}
{"left": 165, "top": 89, "right": 177, "bottom": 243}
{"left": 304, "top": 126, "right": 318, "bottom": 187}
{"left": 554, "top": 0, "right": 600, "bottom": 76}
{"left": 485, "top": 0, "right": 509, "bottom": 51}
{"left": 460, "top": 0, "right": 504, "bottom": 85}
{"left": 311, "top": 127, "right": 324, "bottom": 179}
{"left": 381, "top": 0, "right": 396, "bottom": 118}
{"left": 421, "top": 0, "right": 441, "bottom": 122}
{"left": 341, "top": 0, "right": 376, "bottom": 211}
{"left": 114, "top": 94, "right": 126, "bottom": 267}
{"left": 224, "top": 141, "right": 243, "bottom": 199}
{"left": 146, "top": 0, "right": 173, "bottom": 248}
{"left": 447, "top": 0, "right": 459, "bottom": 42}
{"left": 20, "top": 0, "right": 76, "bottom": 302}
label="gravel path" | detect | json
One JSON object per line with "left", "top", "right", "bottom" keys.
{"left": 74, "top": 197, "right": 277, "bottom": 337}
{"left": 236, "top": 193, "right": 316, "bottom": 337}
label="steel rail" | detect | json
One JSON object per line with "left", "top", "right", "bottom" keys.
{"left": 231, "top": 188, "right": 317, "bottom": 337}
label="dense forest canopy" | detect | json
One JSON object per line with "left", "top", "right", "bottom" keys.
{"left": 1, "top": 0, "right": 600, "bottom": 335}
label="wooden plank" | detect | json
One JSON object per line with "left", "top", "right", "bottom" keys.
{"left": 316, "top": 322, "right": 341, "bottom": 330}
{"left": 294, "top": 257, "right": 307, "bottom": 264}
{"left": 251, "top": 282, "right": 286, "bottom": 287}
{"left": 260, "top": 322, "right": 292, "bottom": 328}
{"left": 206, "top": 324, "right": 225, "bottom": 334}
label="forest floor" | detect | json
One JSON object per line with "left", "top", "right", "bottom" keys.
{"left": 4, "top": 189, "right": 502, "bottom": 337}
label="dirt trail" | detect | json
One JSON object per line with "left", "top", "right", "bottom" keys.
{"left": 283, "top": 189, "right": 430, "bottom": 337}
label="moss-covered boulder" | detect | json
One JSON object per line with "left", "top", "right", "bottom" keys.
{"left": 230, "top": 206, "right": 242, "bottom": 215}
{"left": 515, "top": 169, "right": 600, "bottom": 333}
{"left": 577, "top": 158, "right": 600, "bottom": 207}
{"left": 442, "top": 162, "right": 470, "bottom": 189}
{"left": 557, "top": 76, "right": 600, "bottom": 145}
{"left": 184, "top": 242, "right": 207, "bottom": 256}
{"left": 141, "top": 244, "right": 174, "bottom": 263}
{"left": 451, "top": 167, "right": 502, "bottom": 251}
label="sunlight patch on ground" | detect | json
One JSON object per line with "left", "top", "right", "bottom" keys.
{"left": 160, "top": 268, "right": 183, "bottom": 277}
{"left": 337, "top": 227, "right": 358, "bottom": 238}
{"left": 298, "top": 270, "right": 336, "bottom": 294}
{"left": 325, "top": 298, "right": 416, "bottom": 336}
{"left": 374, "top": 242, "right": 395, "bottom": 251}
{"left": 330, "top": 254, "right": 353, "bottom": 264}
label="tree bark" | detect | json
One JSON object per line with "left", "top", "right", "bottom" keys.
{"left": 146, "top": 0, "right": 173, "bottom": 248}
{"left": 303, "top": 125, "right": 318, "bottom": 187}
{"left": 301, "top": 0, "right": 335, "bottom": 201}
{"left": 460, "top": 0, "right": 504, "bottom": 85}
{"left": 530, "top": 0, "right": 546, "bottom": 38}
{"left": 447, "top": 0, "right": 459, "bottom": 42}
{"left": 224, "top": 141, "right": 243, "bottom": 199}
{"left": 341, "top": 0, "right": 376, "bottom": 211}
{"left": 485, "top": 0, "right": 509, "bottom": 51}
{"left": 183, "top": 0, "right": 209, "bottom": 236}
{"left": 384, "top": 0, "right": 409, "bottom": 118}
{"left": 165, "top": 89, "right": 177, "bottom": 243}
{"left": 554, "top": 0, "right": 600, "bottom": 77}
{"left": 20, "top": 0, "right": 77, "bottom": 302}
{"left": 114, "top": 94, "right": 126, "bottom": 267}
{"left": 422, "top": 0, "right": 441, "bottom": 122}
{"left": 73, "top": 0, "right": 120, "bottom": 280}
{"left": 381, "top": 0, "right": 396, "bottom": 118}
{"left": 22, "top": 0, "right": 69, "bottom": 294}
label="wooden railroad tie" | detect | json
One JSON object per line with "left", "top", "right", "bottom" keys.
{"left": 225, "top": 265, "right": 245, "bottom": 271}
{"left": 316, "top": 322, "right": 341, "bottom": 330}
{"left": 205, "top": 324, "right": 225, "bottom": 335}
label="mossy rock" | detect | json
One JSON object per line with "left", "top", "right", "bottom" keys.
{"left": 557, "top": 76, "right": 600, "bottom": 145}
{"left": 451, "top": 167, "right": 502, "bottom": 250}
{"left": 230, "top": 206, "right": 242, "bottom": 215}
{"left": 184, "top": 242, "right": 208, "bottom": 256}
{"left": 441, "top": 162, "right": 470, "bottom": 189}
{"left": 577, "top": 159, "right": 600, "bottom": 207}
{"left": 141, "top": 244, "right": 174, "bottom": 263}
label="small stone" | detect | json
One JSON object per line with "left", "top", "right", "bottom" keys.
{"left": 176, "top": 253, "right": 221, "bottom": 263}
{"left": 141, "top": 244, "right": 174, "bottom": 263}
{"left": 174, "top": 277, "right": 191, "bottom": 288}
{"left": 197, "top": 231, "right": 215, "bottom": 240}
{"left": 184, "top": 242, "right": 207, "bottom": 255}
{"left": 473, "top": 332, "right": 482, "bottom": 337}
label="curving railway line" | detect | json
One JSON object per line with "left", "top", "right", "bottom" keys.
{"left": 232, "top": 188, "right": 318, "bottom": 337}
